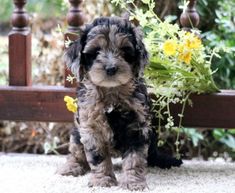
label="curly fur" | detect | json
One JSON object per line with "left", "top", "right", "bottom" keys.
{"left": 57, "top": 16, "right": 182, "bottom": 191}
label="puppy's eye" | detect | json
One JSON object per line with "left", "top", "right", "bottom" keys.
{"left": 121, "top": 46, "right": 135, "bottom": 63}
{"left": 84, "top": 48, "right": 100, "bottom": 60}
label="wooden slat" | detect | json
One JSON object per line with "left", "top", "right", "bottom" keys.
{"left": 9, "top": 33, "right": 31, "bottom": 86}
{"left": 64, "top": 0, "right": 84, "bottom": 88}
{"left": 180, "top": 0, "right": 199, "bottom": 29}
{"left": 0, "top": 87, "right": 235, "bottom": 128}
{"left": 0, "top": 86, "right": 75, "bottom": 122}
{"left": 170, "top": 90, "right": 235, "bottom": 128}
{"left": 9, "top": 0, "right": 32, "bottom": 86}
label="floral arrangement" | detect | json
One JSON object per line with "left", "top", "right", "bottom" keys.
{"left": 65, "top": 0, "right": 220, "bottom": 158}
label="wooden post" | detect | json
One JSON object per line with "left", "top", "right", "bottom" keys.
{"left": 180, "top": 0, "right": 200, "bottom": 30}
{"left": 9, "top": 0, "right": 31, "bottom": 86}
{"left": 64, "top": 0, "right": 84, "bottom": 87}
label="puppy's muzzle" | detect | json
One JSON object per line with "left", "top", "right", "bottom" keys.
{"left": 105, "top": 65, "right": 118, "bottom": 76}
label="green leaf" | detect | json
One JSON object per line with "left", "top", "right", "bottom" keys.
{"left": 212, "top": 129, "right": 226, "bottom": 140}
{"left": 191, "top": 133, "right": 204, "bottom": 147}
{"left": 141, "top": 0, "right": 150, "bottom": 4}
{"left": 183, "top": 128, "right": 204, "bottom": 147}
{"left": 220, "top": 134, "right": 235, "bottom": 149}
{"left": 43, "top": 142, "right": 51, "bottom": 154}
{"left": 228, "top": 129, "right": 235, "bottom": 135}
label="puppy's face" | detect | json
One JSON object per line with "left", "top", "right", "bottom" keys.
{"left": 65, "top": 17, "right": 148, "bottom": 87}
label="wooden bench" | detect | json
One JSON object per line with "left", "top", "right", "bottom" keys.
{"left": 1, "top": 0, "right": 235, "bottom": 128}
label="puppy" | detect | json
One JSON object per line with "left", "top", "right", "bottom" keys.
{"left": 58, "top": 16, "right": 182, "bottom": 191}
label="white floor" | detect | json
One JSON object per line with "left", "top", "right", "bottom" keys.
{"left": 0, "top": 153, "right": 234, "bottom": 193}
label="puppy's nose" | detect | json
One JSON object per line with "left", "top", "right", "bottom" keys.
{"left": 106, "top": 66, "right": 118, "bottom": 76}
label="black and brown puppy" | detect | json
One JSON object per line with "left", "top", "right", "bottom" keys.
{"left": 57, "top": 16, "right": 182, "bottom": 191}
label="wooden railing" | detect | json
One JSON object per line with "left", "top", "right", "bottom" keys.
{"left": 0, "top": 0, "right": 235, "bottom": 128}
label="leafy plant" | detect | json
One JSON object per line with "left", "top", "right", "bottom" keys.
{"left": 202, "top": 0, "right": 235, "bottom": 89}
{"left": 0, "top": 0, "right": 13, "bottom": 22}
{"left": 182, "top": 128, "right": 204, "bottom": 147}
{"left": 43, "top": 136, "right": 60, "bottom": 154}
{"left": 213, "top": 129, "right": 235, "bottom": 150}
{"left": 0, "top": 0, "right": 67, "bottom": 22}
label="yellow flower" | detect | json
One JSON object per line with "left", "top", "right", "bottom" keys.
{"left": 189, "top": 36, "right": 202, "bottom": 49}
{"left": 179, "top": 51, "right": 192, "bottom": 64}
{"left": 178, "top": 41, "right": 192, "bottom": 64}
{"left": 184, "top": 32, "right": 202, "bottom": 49}
{"left": 64, "top": 96, "right": 74, "bottom": 103}
{"left": 66, "top": 103, "right": 77, "bottom": 113}
{"left": 177, "top": 43, "right": 184, "bottom": 54}
{"left": 163, "top": 39, "right": 178, "bottom": 56}
{"left": 64, "top": 96, "right": 78, "bottom": 113}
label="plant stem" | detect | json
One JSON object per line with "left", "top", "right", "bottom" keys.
{"left": 175, "top": 92, "right": 191, "bottom": 158}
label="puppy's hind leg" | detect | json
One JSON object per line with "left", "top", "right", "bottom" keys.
{"left": 56, "top": 128, "right": 90, "bottom": 176}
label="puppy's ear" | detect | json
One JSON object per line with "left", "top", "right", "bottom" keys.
{"left": 133, "top": 26, "right": 149, "bottom": 77}
{"left": 64, "top": 38, "right": 84, "bottom": 81}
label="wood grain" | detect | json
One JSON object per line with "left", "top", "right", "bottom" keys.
{"left": 0, "top": 86, "right": 75, "bottom": 122}
{"left": 170, "top": 90, "right": 235, "bottom": 128}
{"left": 1, "top": 86, "right": 235, "bottom": 128}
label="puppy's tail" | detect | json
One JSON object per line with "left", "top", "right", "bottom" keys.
{"left": 147, "top": 148, "right": 183, "bottom": 169}
{"left": 147, "top": 130, "right": 183, "bottom": 169}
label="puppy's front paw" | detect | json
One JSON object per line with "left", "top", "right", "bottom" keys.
{"left": 88, "top": 175, "right": 118, "bottom": 187}
{"left": 121, "top": 180, "right": 147, "bottom": 191}
{"left": 56, "top": 162, "right": 89, "bottom": 176}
